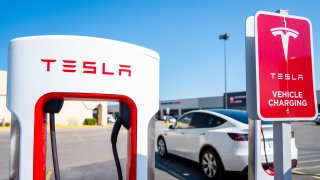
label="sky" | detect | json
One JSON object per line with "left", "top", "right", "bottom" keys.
{"left": 1, "top": 0, "right": 320, "bottom": 100}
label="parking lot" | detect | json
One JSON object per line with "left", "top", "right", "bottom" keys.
{"left": 291, "top": 122, "right": 320, "bottom": 179}
{"left": 0, "top": 121, "right": 319, "bottom": 179}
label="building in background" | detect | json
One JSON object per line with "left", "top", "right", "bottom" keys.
{"left": 0, "top": 70, "right": 108, "bottom": 126}
{"left": 159, "top": 96, "right": 224, "bottom": 119}
{"left": 3, "top": 69, "right": 320, "bottom": 123}
{"left": 224, "top": 91, "right": 246, "bottom": 109}
{"left": 109, "top": 90, "right": 320, "bottom": 120}
{"left": 0, "top": 71, "right": 11, "bottom": 125}
{"left": 108, "top": 95, "right": 235, "bottom": 120}
{"left": 54, "top": 100, "right": 108, "bottom": 126}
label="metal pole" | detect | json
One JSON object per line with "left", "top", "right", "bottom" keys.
{"left": 219, "top": 33, "right": 229, "bottom": 109}
{"left": 273, "top": 121, "right": 292, "bottom": 180}
{"left": 248, "top": 118, "right": 256, "bottom": 180}
{"left": 224, "top": 39, "right": 228, "bottom": 109}
{"left": 246, "top": 16, "right": 273, "bottom": 180}
{"left": 273, "top": 9, "right": 292, "bottom": 180}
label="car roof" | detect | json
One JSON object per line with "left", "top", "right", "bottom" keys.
{"left": 183, "top": 109, "right": 272, "bottom": 126}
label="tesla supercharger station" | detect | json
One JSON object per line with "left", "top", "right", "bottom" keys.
{"left": 7, "top": 35, "right": 159, "bottom": 180}
{"left": 246, "top": 10, "right": 317, "bottom": 180}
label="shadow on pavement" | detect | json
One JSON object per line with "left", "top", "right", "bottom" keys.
{"left": 155, "top": 152, "right": 247, "bottom": 180}
{"left": 50, "top": 159, "right": 126, "bottom": 180}
{"left": 49, "top": 152, "right": 247, "bottom": 180}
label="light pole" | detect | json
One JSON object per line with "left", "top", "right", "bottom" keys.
{"left": 219, "top": 33, "right": 229, "bottom": 109}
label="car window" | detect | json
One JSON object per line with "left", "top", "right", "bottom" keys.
{"left": 189, "top": 112, "right": 226, "bottom": 128}
{"left": 211, "top": 109, "right": 272, "bottom": 125}
{"left": 175, "top": 113, "right": 193, "bottom": 129}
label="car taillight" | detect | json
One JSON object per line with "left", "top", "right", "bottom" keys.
{"left": 227, "top": 133, "right": 248, "bottom": 141}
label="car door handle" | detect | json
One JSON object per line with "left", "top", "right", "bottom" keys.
{"left": 200, "top": 133, "right": 205, "bottom": 135}
{"left": 180, "top": 132, "right": 185, "bottom": 134}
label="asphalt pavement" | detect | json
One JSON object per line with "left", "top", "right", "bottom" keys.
{"left": 291, "top": 122, "right": 320, "bottom": 179}
{"left": 0, "top": 121, "right": 319, "bottom": 180}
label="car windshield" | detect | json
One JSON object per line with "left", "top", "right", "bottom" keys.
{"left": 209, "top": 109, "right": 272, "bottom": 125}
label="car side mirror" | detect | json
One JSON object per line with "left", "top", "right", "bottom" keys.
{"left": 168, "top": 124, "right": 174, "bottom": 129}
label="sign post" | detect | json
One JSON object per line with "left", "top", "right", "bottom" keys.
{"left": 247, "top": 15, "right": 274, "bottom": 180}
{"left": 273, "top": 121, "right": 291, "bottom": 180}
{"left": 247, "top": 10, "right": 317, "bottom": 180}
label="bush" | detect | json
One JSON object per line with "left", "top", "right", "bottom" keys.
{"left": 83, "top": 118, "right": 97, "bottom": 125}
{"left": 5, "top": 122, "right": 10, "bottom": 126}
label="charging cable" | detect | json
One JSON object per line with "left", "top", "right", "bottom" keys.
{"left": 49, "top": 113, "right": 60, "bottom": 180}
{"left": 111, "top": 117, "right": 124, "bottom": 180}
{"left": 111, "top": 103, "right": 130, "bottom": 180}
{"left": 44, "top": 99, "right": 64, "bottom": 180}
{"left": 261, "top": 126, "right": 273, "bottom": 171}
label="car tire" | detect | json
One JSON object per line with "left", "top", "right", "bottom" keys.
{"left": 201, "top": 149, "right": 224, "bottom": 180}
{"left": 157, "top": 137, "right": 168, "bottom": 157}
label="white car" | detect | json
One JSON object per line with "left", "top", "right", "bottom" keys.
{"left": 157, "top": 109, "right": 298, "bottom": 179}
{"left": 107, "top": 117, "right": 116, "bottom": 123}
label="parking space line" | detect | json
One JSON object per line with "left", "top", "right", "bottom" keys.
{"left": 294, "top": 165, "right": 320, "bottom": 171}
{"left": 46, "top": 171, "right": 52, "bottom": 180}
{"left": 312, "top": 175, "right": 320, "bottom": 179}
{"left": 299, "top": 151, "right": 318, "bottom": 155}
{"left": 293, "top": 169, "right": 307, "bottom": 175}
{"left": 299, "top": 154, "right": 320, "bottom": 159}
{"left": 74, "top": 132, "right": 84, "bottom": 142}
{"left": 293, "top": 169, "right": 320, "bottom": 179}
{"left": 156, "top": 162, "right": 186, "bottom": 180}
{"left": 298, "top": 159, "right": 320, "bottom": 164}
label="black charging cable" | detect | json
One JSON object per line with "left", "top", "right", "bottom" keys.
{"left": 44, "top": 99, "right": 64, "bottom": 180}
{"left": 111, "top": 117, "right": 124, "bottom": 180}
{"left": 261, "top": 126, "right": 273, "bottom": 171}
{"left": 111, "top": 103, "right": 130, "bottom": 180}
{"left": 50, "top": 113, "right": 61, "bottom": 180}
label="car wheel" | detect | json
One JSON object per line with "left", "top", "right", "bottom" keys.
{"left": 201, "top": 149, "right": 223, "bottom": 179}
{"left": 157, "top": 137, "right": 167, "bottom": 157}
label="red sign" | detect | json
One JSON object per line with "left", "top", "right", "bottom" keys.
{"left": 255, "top": 11, "right": 317, "bottom": 120}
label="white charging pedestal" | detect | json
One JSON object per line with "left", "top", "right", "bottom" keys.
{"left": 7, "top": 35, "right": 159, "bottom": 180}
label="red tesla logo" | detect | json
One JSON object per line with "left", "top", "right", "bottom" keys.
{"left": 41, "top": 59, "right": 132, "bottom": 77}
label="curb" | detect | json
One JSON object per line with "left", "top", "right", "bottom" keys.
{"left": 52, "top": 124, "right": 113, "bottom": 129}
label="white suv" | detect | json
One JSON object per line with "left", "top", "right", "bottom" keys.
{"left": 157, "top": 109, "right": 298, "bottom": 179}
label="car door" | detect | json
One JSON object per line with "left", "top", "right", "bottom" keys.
{"left": 164, "top": 113, "right": 193, "bottom": 157}
{"left": 182, "top": 112, "right": 226, "bottom": 161}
